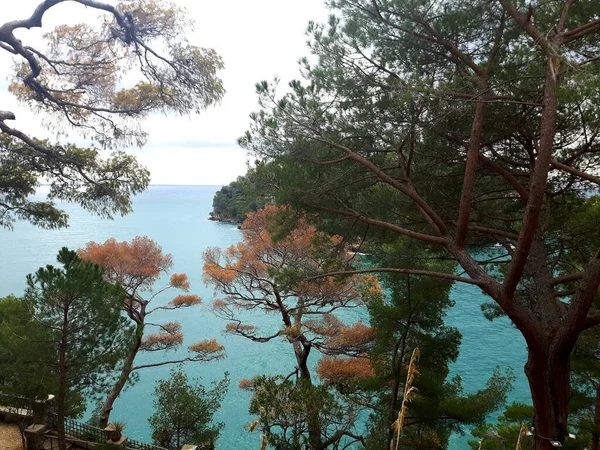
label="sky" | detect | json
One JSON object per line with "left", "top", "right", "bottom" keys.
{"left": 0, "top": 0, "right": 330, "bottom": 185}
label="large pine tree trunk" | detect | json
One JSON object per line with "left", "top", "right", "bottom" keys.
{"left": 57, "top": 379, "right": 67, "bottom": 450}
{"left": 525, "top": 347, "right": 571, "bottom": 450}
{"left": 592, "top": 384, "right": 600, "bottom": 450}
{"left": 98, "top": 323, "right": 143, "bottom": 428}
{"left": 57, "top": 308, "right": 68, "bottom": 450}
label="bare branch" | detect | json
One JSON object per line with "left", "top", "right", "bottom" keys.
{"left": 305, "top": 268, "right": 484, "bottom": 287}
{"left": 550, "top": 159, "right": 600, "bottom": 185}
{"left": 315, "top": 205, "right": 447, "bottom": 245}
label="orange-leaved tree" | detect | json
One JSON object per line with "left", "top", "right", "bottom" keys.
{"left": 203, "top": 205, "right": 379, "bottom": 449}
{"left": 203, "top": 204, "right": 379, "bottom": 381}
{"left": 79, "top": 236, "right": 224, "bottom": 427}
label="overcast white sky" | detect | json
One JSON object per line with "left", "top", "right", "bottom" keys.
{"left": 0, "top": 0, "right": 329, "bottom": 185}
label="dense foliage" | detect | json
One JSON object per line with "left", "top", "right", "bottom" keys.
{"left": 205, "top": 205, "right": 513, "bottom": 449}
{"left": 150, "top": 368, "right": 228, "bottom": 450}
{"left": 211, "top": 164, "right": 275, "bottom": 222}
{"left": 212, "top": 178, "right": 259, "bottom": 222}
{"left": 7, "top": 248, "right": 132, "bottom": 450}
{"left": 0, "top": 295, "right": 86, "bottom": 419}
{"left": 237, "top": 1, "right": 600, "bottom": 448}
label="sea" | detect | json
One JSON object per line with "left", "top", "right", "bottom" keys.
{"left": 0, "top": 185, "right": 530, "bottom": 449}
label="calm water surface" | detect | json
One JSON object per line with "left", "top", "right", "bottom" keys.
{"left": 0, "top": 185, "right": 530, "bottom": 449}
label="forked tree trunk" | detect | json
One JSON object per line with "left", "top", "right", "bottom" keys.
{"left": 98, "top": 323, "right": 143, "bottom": 428}
{"left": 295, "top": 342, "right": 312, "bottom": 382}
{"left": 293, "top": 340, "right": 324, "bottom": 450}
{"left": 525, "top": 347, "right": 571, "bottom": 450}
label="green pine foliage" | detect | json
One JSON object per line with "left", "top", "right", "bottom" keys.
{"left": 23, "top": 247, "right": 133, "bottom": 403}
{"left": 246, "top": 376, "right": 363, "bottom": 450}
{"left": 0, "top": 248, "right": 133, "bottom": 450}
{"left": 362, "top": 240, "right": 514, "bottom": 448}
{"left": 211, "top": 163, "right": 276, "bottom": 222}
{"left": 0, "top": 134, "right": 149, "bottom": 230}
{"left": 0, "top": 295, "right": 85, "bottom": 417}
{"left": 149, "top": 368, "right": 229, "bottom": 450}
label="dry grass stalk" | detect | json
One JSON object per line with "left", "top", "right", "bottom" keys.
{"left": 248, "top": 420, "right": 259, "bottom": 433}
{"left": 259, "top": 434, "right": 267, "bottom": 450}
{"left": 515, "top": 424, "right": 526, "bottom": 450}
{"left": 391, "top": 347, "right": 420, "bottom": 450}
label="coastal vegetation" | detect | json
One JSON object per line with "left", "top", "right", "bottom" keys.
{"left": 210, "top": 163, "right": 275, "bottom": 222}
{"left": 235, "top": 1, "right": 600, "bottom": 448}
{"left": 205, "top": 204, "right": 513, "bottom": 449}
{"left": 211, "top": 176, "right": 262, "bottom": 223}
{"left": 149, "top": 368, "right": 229, "bottom": 450}
{"left": 79, "top": 236, "right": 225, "bottom": 428}
{"left": 1, "top": 0, "right": 600, "bottom": 449}
{"left": 1, "top": 248, "right": 133, "bottom": 450}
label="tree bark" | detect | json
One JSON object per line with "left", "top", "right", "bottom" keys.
{"left": 525, "top": 347, "right": 571, "bottom": 450}
{"left": 57, "top": 304, "right": 68, "bottom": 450}
{"left": 592, "top": 384, "right": 600, "bottom": 450}
{"left": 294, "top": 340, "right": 312, "bottom": 382}
{"left": 292, "top": 340, "right": 324, "bottom": 450}
{"left": 276, "top": 290, "right": 322, "bottom": 449}
{"left": 98, "top": 322, "right": 143, "bottom": 428}
{"left": 57, "top": 372, "right": 67, "bottom": 450}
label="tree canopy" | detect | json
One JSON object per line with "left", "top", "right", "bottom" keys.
{"left": 23, "top": 248, "right": 132, "bottom": 450}
{"left": 239, "top": 1, "right": 600, "bottom": 447}
{"left": 79, "top": 236, "right": 225, "bottom": 427}
{"left": 150, "top": 368, "right": 228, "bottom": 450}
{"left": 0, "top": 0, "right": 224, "bottom": 229}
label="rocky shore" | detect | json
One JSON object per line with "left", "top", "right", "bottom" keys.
{"left": 208, "top": 213, "right": 243, "bottom": 225}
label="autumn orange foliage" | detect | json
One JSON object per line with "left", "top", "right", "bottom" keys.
{"left": 79, "top": 236, "right": 220, "bottom": 357}
{"left": 203, "top": 204, "right": 382, "bottom": 382}
{"left": 140, "top": 332, "right": 183, "bottom": 351}
{"left": 316, "top": 356, "right": 375, "bottom": 382}
{"left": 327, "top": 322, "right": 376, "bottom": 351}
{"left": 79, "top": 236, "right": 224, "bottom": 427}
{"left": 238, "top": 378, "right": 256, "bottom": 391}
{"left": 304, "top": 316, "right": 376, "bottom": 354}
{"left": 79, "top": 236, "right": 172, "bottom": 292}
{"left": 188, "top": 339, "right": 226, "bottom": 359}
{"left": 169, "top": 295, "right": 201, "bottom": 308}
{"left": 169, "top": 273, "right": 191, "bottom": 290}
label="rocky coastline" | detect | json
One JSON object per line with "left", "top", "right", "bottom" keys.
{"left": 208, "top": 212, "right": 243, "bottom": 225}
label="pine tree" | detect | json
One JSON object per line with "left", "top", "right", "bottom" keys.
{"left": 149, "top": 368, "right": 228, "bottom": 450}
{"left": 23, "top": 248, "right": 133, "bottom": 450}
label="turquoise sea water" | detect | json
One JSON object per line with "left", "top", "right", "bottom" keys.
{"left": 0, "top": 185, "right": 530, "bottom": 449}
